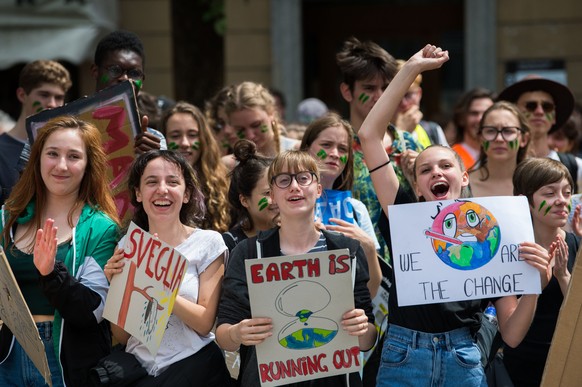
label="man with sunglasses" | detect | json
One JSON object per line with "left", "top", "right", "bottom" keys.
{"left": 498, "top": 76, "right": 579, "bottom": 192}
{"left": 91, "top": 30, "right": 166, "bottom": 154}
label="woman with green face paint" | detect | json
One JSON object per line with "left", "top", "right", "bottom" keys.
{"left": 223, "top": 139, "right": 279, "bottom": 254}
{"left": 160, "top": 102, "right": 230, "bottom": 233}
{"left": 468, "top": 101, "right": 531, "bottom": 197}
{"left": 508, "top": 157, "right": 579, "bottom": 386}
{"left": 300, "top": 112, "right": 382, "bottom": 297}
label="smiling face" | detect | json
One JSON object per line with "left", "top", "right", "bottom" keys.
{"left": 228, "top": 107, "right": 276, "bottom": 154}
{"left": 135, "top": 157, "right": 188, "bottom": 222}
{"left": 530, "top": 177, "right": 572, "bottom": 229}
{"left": 40, "top": 128, "right": 87, "bottom": 199}
{"left": 165, "top": 112, "right": 201, "bottom": 165}
{"left": 307, "top": 125, "right": 349, "bottom": 189}
{"left": 414, "top": 147, "right": 469, "bottom": 201}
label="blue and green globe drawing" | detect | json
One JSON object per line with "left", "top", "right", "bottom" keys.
{"left": 425, "top": 201, "right": 501, "bottom": 270}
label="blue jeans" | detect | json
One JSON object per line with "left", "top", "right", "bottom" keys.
{"left": 0, "top": 321, "right": 64, "bottom": 387}
{"left": 376, "top": 324, "right": 486, "bottom": 387}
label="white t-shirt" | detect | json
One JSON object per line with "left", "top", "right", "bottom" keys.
{"left": 124, "top": 229, "right": 227, "bottom": 376}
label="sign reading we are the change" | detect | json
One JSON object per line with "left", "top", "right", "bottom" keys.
{"left": 245, "top": 249, "right": 359, "bottom": 387}
{"left": 389, "top": 196, "right": 540, "bottom": 306}
{"left": 0, "top": 248, "right": 51, "bottom": 386}
{"left": 103, "top": 222, "right": 188, "bottom": 356}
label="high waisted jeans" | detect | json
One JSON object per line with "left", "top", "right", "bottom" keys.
{"left": 376, "top": 324, "right": 487, "bottom": 387}
{"left": 0, "top": 321, "right": 64, "bottom": 387}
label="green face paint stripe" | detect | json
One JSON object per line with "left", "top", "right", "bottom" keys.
{"left": 340, "top": 155, "right": 348, "bottom": 164}
{"left": 538, "top": 200, "right": 546, "bottom": 212}
{"left": 316, "top": 149, "right": 327, "bottom": 159}
{"left": 260, "top": 124, "right": 269, "bottom": 133}
{"left": 222, "top": 142, "right": 230, "bottom": 148}
{"left": 236, "top": 131, "right": 245, "bottom": 139}
{"left": 483, "top": 141, "right": 490, "bottom": 151}
{"left": 258, "top": 197, "right": 268, "bottom": 211}
{"left": 168, "top": 142, "right": 178, "bottom": 150}
{"left": 191, "top": 141, "right": 200, "bottom": 150}
{"left": 544, "top": 205, "right": 553, "bottom": 216}
{"left": 133, "top": 79, "right": 143, "bottom": 91}
{"left": 99, "top": 74, "right": 109, "bottom": 84}
{"left": 568, "top": 202, "right": 572, "bottom": 213}
{"left": 32, "top": 101, "right": 41, "bottom": 107}
{"left": 509, "top": 139, "right": 518, "bottom": 149}
{"left": 358, "top": 93, "right": 370, "bottom": 104}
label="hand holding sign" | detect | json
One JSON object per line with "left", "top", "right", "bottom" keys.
{"left": 231, "top": 317, "right": 273, "bottom": 347}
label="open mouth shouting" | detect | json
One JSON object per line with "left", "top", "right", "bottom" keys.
{"left": 431, "top": 181, "right": 450, "bottom": 199}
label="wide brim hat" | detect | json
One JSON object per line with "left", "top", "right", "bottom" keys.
{"left": 497, "top": 77, "right": 575, "bottom": 133}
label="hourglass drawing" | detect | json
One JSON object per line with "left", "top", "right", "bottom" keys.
{"left": 276, "top": 280, "right": 338, "bottom": 350}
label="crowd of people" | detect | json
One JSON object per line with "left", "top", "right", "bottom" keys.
{"left": 0, "top": 29, "right": 580, "bottom": 387}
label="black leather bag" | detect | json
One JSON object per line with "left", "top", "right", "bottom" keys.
{"left": 89, "top": 349, "right": 147, "bottom": 387}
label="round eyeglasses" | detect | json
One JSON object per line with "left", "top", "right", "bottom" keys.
{"left": 102, "top": 64, "right": 144, "bottom": 81}
{"left": 480, "top": 126, "right": 522, "bottom": 142}
{"left": 272, "top": 171, "right": 317, "bottom": 189}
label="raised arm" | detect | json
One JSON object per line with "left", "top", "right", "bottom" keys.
{"left": 358, "top": 44, "right": 449, "bottom": 216}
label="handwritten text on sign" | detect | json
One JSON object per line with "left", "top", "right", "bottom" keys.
{"left": 245, "top": 249, "right": 359, "bottom": 386}
{"left": 388, "top": 196, "right": 540, "bottom": 306}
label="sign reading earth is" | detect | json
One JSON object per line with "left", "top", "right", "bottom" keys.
{"left": 389, "top": 196, "right": 541, "bottom": 306}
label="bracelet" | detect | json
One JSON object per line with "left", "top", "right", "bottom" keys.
{"left": 368, "top": 159, "right": 391, "bottom": 174}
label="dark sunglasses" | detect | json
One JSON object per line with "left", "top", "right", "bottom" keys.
{"left": 524, "top": 101, "right": 555, "bottom": 113}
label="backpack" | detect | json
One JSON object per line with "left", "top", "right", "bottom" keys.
{"left": 557, "top": 152, "right": 579, "bottom": 193}
{"left": 420, "top": 120, "right": 442, "bottom": 146}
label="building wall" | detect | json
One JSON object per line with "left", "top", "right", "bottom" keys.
{"left": 497, "top": 0, "right": 582, "bottom": 100}
{"left": 224, "top": 0, "right": 272, "bottom": 86}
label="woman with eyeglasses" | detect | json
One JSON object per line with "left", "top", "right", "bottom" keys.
{"left": 216, "top": 150, "right": 376, "bottom": 386}
{"left": 468, "top": 101, "right": 531, "bottom": 197}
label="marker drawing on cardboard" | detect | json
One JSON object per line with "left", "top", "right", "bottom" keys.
{"left": 389, "top": 196, "right": 540, "bottom": 306}
{"left": 26, "top": 81, "right": 141, "bottom": 222}
{"left": 103, "top": 222, "right": 188, "bottom": 356}
{"left": 245, "top": 249, "right": 360, "bottom": 387}
{"left": 0, "top": 248, "right": 52, "bottom": 386}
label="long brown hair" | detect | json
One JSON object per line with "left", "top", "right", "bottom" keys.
{"left": 300, "top": 112, "right": 354, "bottom": 190}
{"left": 3, "top": 116, "right": 119, "bottom": 250}
{"left": 161, "top": 101, "right": 230, "bottom": 232}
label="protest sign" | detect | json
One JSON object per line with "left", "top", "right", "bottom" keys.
{"left": 245, "top": 249, "right": 359, "bottom": 386}
{"left": 0, "top": 248, "right": 51, "bottom": 386}
{"left": 103, "top": 222, "right": 188, "bottom": 356}
{"left": 389, "top": 196, "right": 539, "bottom": 306}
{"left": 26, "top": 81, "right": 141, "bottom": 221}
{"left": 315, "top": 190, "right": 355, "bottom": 224}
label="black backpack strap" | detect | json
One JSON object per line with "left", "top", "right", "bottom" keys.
{"left": 557, "top": 152, "right": 579, "bottom": 193}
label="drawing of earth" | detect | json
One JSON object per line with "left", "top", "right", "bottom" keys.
{"left": 426, "top": 201, "right": 501, "bottom": 270}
